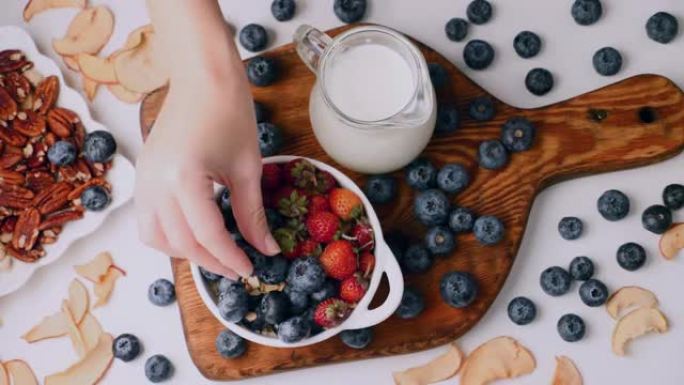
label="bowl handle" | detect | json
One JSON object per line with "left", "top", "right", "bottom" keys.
{"left": 341, "top": 241, "right": 404, "bottom": 330}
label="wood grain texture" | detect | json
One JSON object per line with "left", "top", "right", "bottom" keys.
{"left": 140, "top": 24, "right": 684, "bottom": 381}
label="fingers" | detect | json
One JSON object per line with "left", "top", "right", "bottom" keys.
{"left": 229, "top": 176, "right": 281, "bottom": 256}
{"left": 137, "top": 212, "right": 175, "bottom": 256}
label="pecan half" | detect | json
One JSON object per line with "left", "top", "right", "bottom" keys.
{"left": 12, "top": 207, "right": 40, "bottom": 251}
{"left": 42, "top": 132, "right": 56, "bottom": 147}
{"left": 1, "top": 216, "right": 17, "bottom": 233}
{"left": 46, "top": 107, "right": 79, "bottom": 138}
{"left": 67, "top": 177, "right": 109, "bottom": 200}
{"left": 0, "top": 185, "right": 34, "bottom": 209}
{"left": 38, "top": 207, "right": 84, "bottom": 230}
{"left": 32, "top": 181, "right": 72, "bottom": 214}
{"left": 0, "top": 122, "right": 27, "bottom": 147}
{"left": 0, "top": 169, "right": 25, "bottom": 187}
{"left": 32, "top": 75, "right": 59, "bottom": 115}
{"left": 1, "top": 72, "right": 31, "bottom": 104}
{"left": 25, "top": 141, "right": 47, "bottom": 170}
{"left": 13, "top": 110, "right": 46, "bottom": 137}
{"left": 73, "top": 121, "right": 85, "bottom": 148}
{"left": 0, "top": 145, "right": 23, "bottom": 169}
{"left": 0, "top": 50, "right": 31, "bottom": 74}
{"left": 25, "top": 170, "right": 54, "bottom": 192}
{"left": 6, "top": 244, "right": 43, "bottom": 263}
{"left": 0, "top": 87, "right": 18, "bottom": 120}
{"left": 58, "top": 159, "right": 91, "bottom": 183}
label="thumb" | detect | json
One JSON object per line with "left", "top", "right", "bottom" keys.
{"left": 230, "top": 177, "right": 281, "bottom": 256}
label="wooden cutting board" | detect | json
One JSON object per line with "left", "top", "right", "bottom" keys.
{"left": 139, "top": 24, "right": 684, "bottom": 381}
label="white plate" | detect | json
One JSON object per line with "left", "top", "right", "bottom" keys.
{"left": 0, "top": 26, "right": 135, "bottom": 297}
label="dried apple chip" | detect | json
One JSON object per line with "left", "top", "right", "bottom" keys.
{"left": 107, "top": 84, "right": 143, "bottom": 104}
{"left": 552, "top": 356, "right": 582, "bottom": 385}
{"left": 52, "top": 6, "right": 114, "bottom": 56}
{"left": 460, "top": 336, "right": 535, "bottom": 385}
{"left": 22, "top": 279, "right": 89, "bottom": 342}
{"left": 62, "top": 55, "right": 79, "bottom": 71}
{"left": 393, "top": 343, "right": 464, "bottom": 385}
{"left": 0, "top": 362, "right": 8, "bottom": 385}
{"left": 113, "top": 29, "right": 168, "bottom": 93}
{"left": 74, "top": 251, "right": 112, "bottom": 283}
{"left": 44, "top": 333, "right": 114, "bottom": 385}
{"left": 659, "top": 223, "right": 684, "bottom": 260}
{"left": 23, "top": 0, "right": 87, "bottom": 22}
{"left": 79, "top": 313, "right": 103, "bottom": 353}
{"left": 5, "top": 360, "right": 38, "bottom": 385}
{"left": 82, "top": 76, "right": 99, "bottom": 101}
{"left": 62, "top": 300, "right": 87, "bottom": 358}
{"left": 77, "top": 54, "right": 116, "bottom": 84}
{"left": 612, "top": 307, "right": 668, "bottom": 356}
{"left": 606, "top": 286, "right": 658, "bottom": 320}
{"left": 68, "top": 278, "right": 89, "bottom": 324}
{"left": 93, "top": 266, "right": 123, "bottom": 307}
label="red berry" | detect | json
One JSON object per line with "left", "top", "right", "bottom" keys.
{"left": 351, "top": 223, "right": 374, "bottom": 251}
{"left": 299, "top": 239, "right": 321, "bottom": 258}
{"left": 359, "top": 251, "right": 375, "bottom": 278}
{"left": 319, "top": 240, "right": 357, "bottom": 280}
{"left": 329, "top": 188, "right": 363, "bottom": 221}
{"left": 306, "top": 211, "right": 340, "bottom": 243}
{"left": 315, "top": 170, "right": 337, "bottom": 193}
{"left": 340, "top": 273, "right": 368, "bottom": 303}
{"left": 261, "top": 163, "right": 282, "bottom": 190}
{"left": 313, "top": 298, "right": 351, "bottom": 328}
{"left": 308, "top": 194, "right": 330, "bottom": 215}
{"left": 283, "top": 158, "right": 316, "bottom": 188}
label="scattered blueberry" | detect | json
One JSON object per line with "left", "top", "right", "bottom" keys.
{"left": 445, "top": 18, "right": 469, "bottom": 42}
{"left": 217, "top": 283, "right": 249, "bottom": 322}
{"left": 285, "top": 287, "right": 309, "bottom": 315}
{"left": 215, "top": 329, "right": 246, "bottom": 358}
{"left": 247, "top": 56, "right": 278, "bottom": 87}
{"left": 257, "top": 122, "right": 283, "bottom": 157}
{"left": 617, "top": 242, "right": 647, "bottom": 271}
{"left": 663, "top": 183, "right": 684, "bottom": 210}
{"left": 579, "top": 278, "right": 609, "bottom": 307}
{"left": 435, "top": 104, "right": 460, "bottom": 134}
{"left": 507, "top": 297, "right": 536, "bottom": 325}
{"left": 83, "top": 130, "right": 117, "bottom": 163}
{"left": 333, "top": 0, "right": 366, "bottom": 23}
{"left": 571, "top": 0, "right": 603, "bottom": 26}
{"left": 558, "top": 216, "right": 583, "bottom": 240}
{"left": 47, "top": 140, "right": 76, "bottom": 166}
{"left": 425, "top": 226, "right": 456, "bottom": 256}
{"left": 473, "top": 215, "right": 504, "bottom": 245}
{"left": 364, "top": 175, "right": 398, "bottom": 205}
{"left": 449, "top": 207, "right": 476, "bottom": 233}
{"left": 437, "top": 164, "right": 470, "bottom": 194}
{"left": 80, "top": 185, "right": 111, "bottom": 211}
{"left": 597, "top": 189, "right": 630, "bottom": 221}
{"left": 466, "top": 0, "right": 493, "bottom": 25}
{"left": 310, "top": 278, "right": 338, "bottom": 303}
{"left": 405, "top": 158, "right": 437, "bottom": 190}
{"left": 340, "top": 328, "right": 373, "bottom": 349}
{"left": 395, "top": 287, "right": 425, "bottom": 319}
{"left": 258, "top": 292, "right": 290, "bottom": 325}
{"left": 440, "top": 271, "right": 478, "bottom": 308}
{"left": 287, "top": 257, "right": 326, "bottom": 294}
{"left": 642, "top": 204, "right": 672, "bottom": 234}
{"left": 254, "top": 101, "right": 269, "bottom": 123}
{"left": 112, "top": 334, "right": 141, "bottom": 362}
{"left": 593, "top": 47, "right": 622, "bottom": 76}
{"left": 145, "top": 354, "right": 173, "bottom": 383}
{"left": 239, "top": 24, "right": 268, "bottom": 52}
{"left": 414, "top": 189, "right": 450, "bottom": 226}
{"left": 569, "top": 256, "right": 594, "bottom": 281}
{"left": 401, "top": 244, "right": 433, "bottom": 273}
{"left": 501, "top": 116, "right": 536, "bottom": 152}
{"left": 513, "top": 31, "right": 542, "bottom": 58}
{"left": 646, "top": 12, "right": 679, "bottom": 44}
{"left": 478, "top": 140, "right": 509, "bottom": 170}
{"left": 463, "top": 39, "right": 495, "bottom": 70}
{"left": 199, "top": 267, "right": 222, "bottom": 282}
{"left": 271, "top": 0, "right": 296, "bottom": 22}
{"left": 148, "top": 279, "right": 176, "bottom": 306}
{"left": 525, "top": 68, "right": 554, "bottom": 96}
{"left": 557, "top": 314, "right": 586, "bottom": 342}
{"left": 468, "top": 97, "right": 495, "bottom": 121}
{"left": 255, "top": 255, "right": 289, "bottom": 284}
{"left": 278, "top": 315, "right": 311, "bottom": 343}
{"left": 428, "top": 63, "right": 449, "bottom": 90}
{"left": 540, "top": 266, "right": 572, "bottom": 296}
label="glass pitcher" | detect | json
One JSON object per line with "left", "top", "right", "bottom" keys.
{"left": 294, "top": 24, "right": 436, "bottom": 174}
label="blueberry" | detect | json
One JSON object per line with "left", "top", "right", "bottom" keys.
{"left": 646, "top": 12, "right": 679, "bottom": 44}
{"left": 642, "top": 204, "right": 672, "bottom": 234}
{"left": 278, "top": 315, "right": 311, "bottom": 343}
{"left": 413, "top": 189, "right": 450, "bottom": 226}
{"left": 112, "top": 334, "right": 141, "bottom": 362}
{"left": 593, "top": 47, "right": 622, "bottom": 76}
{"left": 254, "top": 101, "right": 269, "bottom": 123}
{"left": 405, "top": 158, "right": 437, "bottom": 190}
{"left": 571, "top": 0, "right": 602, "bottom": 26}
{"left": 539, "top": 266, "right": 572, "bottom": 296}
{"left": 507, "top": 297, "right": 536, "bottom": 325}
{"left": 466, "top": 0, "right": 493, "bottom": 25}
{"left": 255, "top": 255, "right": 289, "bottom": 284}
{"left": 569, "top": 256, "right": 594, "bottom": 281}
{"left": 145, "top": 354, "right": 173, "bottom": 383}
{"left": 247, "top": 56, "right": 278, "bottom": 87}
{"left": 463, "top": 40, "right": 495, "bottom": 70}
{"left": 448, "top": 207, "right": 476, "bottom": 233}
{"left": 437, "top": 163, "right": 470, "bottom": 194}
{"left": 80, "top": 185, "right": 111, "bottom": 212}
{"left": 284, "top": 287, "right": 309, "bottom": 315}
{"left": 579, "top": 278, "right": 609, "bottom": 307}
{"left": 435, "top": 104, "right": 460, "bottom": 134}
{"left": 501, "top": 117, "right": 536, "bottom": 152}
{"left": 239, "top": 24, "right": 268, "bottom": 52}
{"left": 513, "top": 31, "right": 542, "bottom": 59}
{"left": 364, "top": 175, "right": 397, "bottom": 205}
{"left": 271, "top": 0, "right": 296, "bottom": 22}
{"left": 199, "top": 267, "right": 222, "bottom": 282}
{"left": 218, "top": 277, "right": 240, "bottom": 295}
{"left": 395, "top": 287, "right": 424, "bottom": 319}
{"left": 265, "top": 208, "right": 285, "bottom": 231}
{"left": 445, "top": 18, "right": 469, "bottom": 42}
{"left": 287, "top": 257, "right": 326, "bottom": 294}
{"left": 425, "top": 226, "right": 456, "bottom": 256}
{"left": 246, "top": 293, "right": 263, "bottom": 312}
{"left": 401, "top": 244, "right": 433, "bottom": 274}
{"left": 340, "top": 328, "right": 373, "bottom": 349}
{"left": 558, "top": 216, "right": 583, "bottom": 240}
{"left": 428, "top": 63, "right": 449, "bottom": 90}
{"left": 478, "top": 140, "right": 509, "bottom": 170}
{"left": 257, "top": 122, "right": 283, "bottom": 157}
{"left": 473, "top": 215, "right": 504, "bottom": 245}
{"left": 258, "top": 292, "right": 290, "bottom": 325}
{"left": 217, "top": 187, "right": 232, "bottom": 212}
{"left": 597, "top": 189, "right": 630, "bottom": 221}
{"left": 148, "top": 279, "right": 176, "bottom": 306}
{"left": 468, "top": 97, "right": 495, "bottom": 121}
{"left": 525, "top": 68, "right": 554, "bottom": 96}
{"left": 617, "top": 242, "right": 647, "bottom": 271}
{"left": 83, "top": 130, "right": 117, "bottom": 163}
{"left": 663, "top": 184, "right": 684, "bottom": 210}
{"left": 310, "top": 278, "right": 339, "bottom": 303}
{"left": 557, "top": 314, "right": 585, "bottom": 342}
{"left": 215, "top": 329, "right": 246, "bottom": 358}
{"left": 217, "top": 284, "right": 248, "bottom": 322}
{"left": 440, "top": 271, "right": 478, "bottom": 308}
{"left": 333, "top": 0, "right": 366, "bottom": 23}
{"left": 47, "top": 140, "right": 76, "bottom": 166}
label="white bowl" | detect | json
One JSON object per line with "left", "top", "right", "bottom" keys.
{"left": 192, "top": 155, "right": 404, "bottom": 348}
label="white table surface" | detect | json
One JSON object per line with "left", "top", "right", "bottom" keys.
{"left": 2, "top": 1, "right": 684, "bottom": 384}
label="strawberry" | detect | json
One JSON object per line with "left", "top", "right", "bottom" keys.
{"left": 315, "top": 170, "right": 337, "bottom": 193}
{"left": 313, "top": 298, "right": 351, "bottom": 328}
{"left": 274, "top": 227, "right": 300, "bottom": 258}
{"left": 283, "top": 158, "right": 317, "bottom": 189}
{"left": 359, "top": 251, "right": 375, "bottom": 277}
{"left": 308, "top": 194, "right": 330, "bottom": 215}
{"left": 329, "top": 188, "right": 363, "bottom": 221}
{"left": 340, "top": 273, "right": 368, "bottom": 303}
{"left": 276, "top": 187, "right": 309, "bottom": 218}
{"left": 319, "top": 240, "right": 357, "bottom": 280}
{"left": 351, "top": 222, "right": 374, "bottom": 251}
{"left": 299, "top": 239, "right": 321, "bottom": 258}
{"left": 306, "top": 211, "right": 340, "bottom": 243}
{"left": 261, "top": 163, "right": 282, "bottom": 190}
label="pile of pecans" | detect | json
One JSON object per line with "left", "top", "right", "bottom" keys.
{"left": 0, "top": 49, "right": 112, "bottom": 266}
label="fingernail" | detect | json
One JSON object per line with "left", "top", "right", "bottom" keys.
{"left": 264, "top": 233, "right": 281, "bottom": 255}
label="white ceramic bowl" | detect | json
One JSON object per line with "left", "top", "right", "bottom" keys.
{"left": 192, "top": 155, "right": 404, "bottom": 348}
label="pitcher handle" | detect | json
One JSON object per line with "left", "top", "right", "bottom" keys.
{"left": 293, "top": 24, "right": 332, "bottom": 74}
